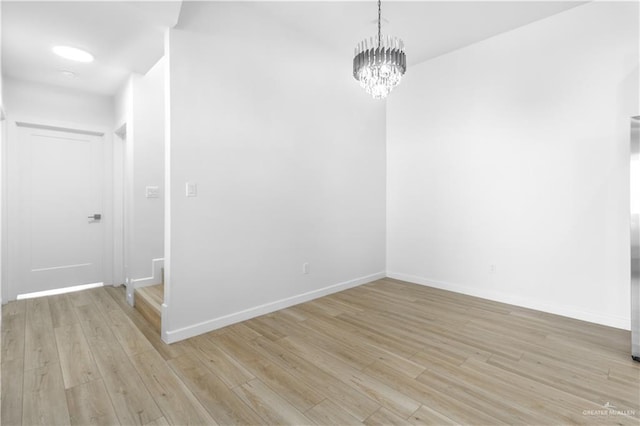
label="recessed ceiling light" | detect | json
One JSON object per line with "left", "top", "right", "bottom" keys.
{"left": 53, "top": 46, "right": 94, "bottom": 63}
{"left": 59, "top": 70, "right": 76, "bottom": 78}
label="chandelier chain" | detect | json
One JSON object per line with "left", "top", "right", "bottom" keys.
{"left": 377, "top": 0, "right": 382, "bottom": 47}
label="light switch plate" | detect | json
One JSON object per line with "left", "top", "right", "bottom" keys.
{"left": 186, "top": 182, "right": 198, "bottom": 197}
{"left": 145, "top": 186, "right": 160, "bottom": 198}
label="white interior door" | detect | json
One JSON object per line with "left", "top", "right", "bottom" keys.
{"left": 15, "top": 124, "right": 105, "bottom": 296}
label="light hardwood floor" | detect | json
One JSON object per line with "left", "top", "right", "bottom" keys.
{"left": 2, "top": 278, "right": 639, "bottom": 425}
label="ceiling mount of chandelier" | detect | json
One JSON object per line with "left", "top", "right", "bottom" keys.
{"left": 353, "top": 0, "right": 406, "bottom": 99}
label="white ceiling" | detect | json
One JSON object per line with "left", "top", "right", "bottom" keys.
{"left": 247, "top": 1, "right": 585, "bottom": 66}
{"left": 2, "top": 1, "right": 182, "bottom": 95}
{"left": 2, "top": 1, "right": 584, "bottom": 97}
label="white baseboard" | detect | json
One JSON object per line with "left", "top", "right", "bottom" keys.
{"left": 162, "top": 271, "right": 386, "bottom": 343}
{"left": 386, "top": 272, "right": 630, "bottom": 330}
{"left": 131, "top": 258, "right": 164, "bottom": 289}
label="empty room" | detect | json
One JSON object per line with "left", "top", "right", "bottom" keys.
{"left": 0, "top": 0, "right": 639, "bottom": 425}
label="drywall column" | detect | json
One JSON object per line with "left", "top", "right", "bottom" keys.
{"left": 163, "top": 2, "right": 386, "bottom": 342}
{"left": 114, "top": 76, "right": 135, "bottom": 304}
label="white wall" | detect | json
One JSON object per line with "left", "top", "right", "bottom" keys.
{"left": 3, "top": 78, "right": 113, "bottom": 128}
{"left": 387, "top": 2, "right": 639, "bottom": 329}
{"left": 164, "top": 2, "right": 386, "bottom": 342}
{"left": 114, "top": 78, "right": 133, "bottom": 134}
{"left": 131, "top": 59, "right": 165, "bottom": 284}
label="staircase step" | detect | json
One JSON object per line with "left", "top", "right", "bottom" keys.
{"left": 134, "top": 284, "right": 163, "bottom": 333}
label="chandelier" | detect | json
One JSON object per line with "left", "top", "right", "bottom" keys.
{"left": 353, "top": 0, "right": 406, "bottom": 99}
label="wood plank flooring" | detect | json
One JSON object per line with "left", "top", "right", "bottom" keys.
{"left": 2, "top": 279, "right": 639, "bottom": 425}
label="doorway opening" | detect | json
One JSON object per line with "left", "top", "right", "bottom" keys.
{"left": 117, "top": 58, "right": 167, "bottom": 336}
{"left": 117, "top": 120, "right": 164, "bottom": 333}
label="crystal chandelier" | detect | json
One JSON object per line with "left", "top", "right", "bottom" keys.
{"left": 353, "top": 0, "right": 406, "bottom": 99}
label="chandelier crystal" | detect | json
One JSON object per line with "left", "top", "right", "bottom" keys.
{"left": 353, "top": 0, "right": 406, "bottom": 99}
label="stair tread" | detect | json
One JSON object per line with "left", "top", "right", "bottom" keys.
{"left": 134, "top": 284, "right": 163, "bottom": 332}
{"left": 136, "top": 284, "right": 163, "bottom": 311}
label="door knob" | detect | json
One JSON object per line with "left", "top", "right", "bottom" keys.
{"left": 88, "top": 214, "right": 102, "bottom": 220}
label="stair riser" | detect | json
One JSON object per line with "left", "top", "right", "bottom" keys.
{"left": 135, "top": 291, "right": 161, "bottom": 332}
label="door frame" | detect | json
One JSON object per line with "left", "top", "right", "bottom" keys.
{"left": 2, "top": 115, "right": 120, "bottom": 302}
{"left": 114, "top": 122, "right": 132, "bottom": 306}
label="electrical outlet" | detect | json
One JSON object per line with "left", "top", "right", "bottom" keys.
{"left": 302, "top": 263, "right": 310, "bottom": 274}
{"left": 490, "top": 264, "right": 497, "bottom": 273}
